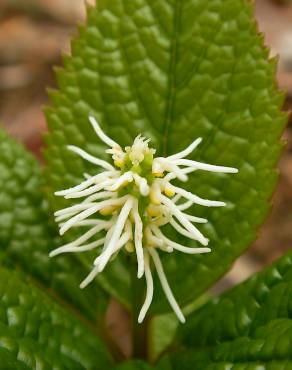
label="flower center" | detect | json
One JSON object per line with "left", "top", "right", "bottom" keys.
{"left": 106, "top": 136, "right": 169, "bottom": 234}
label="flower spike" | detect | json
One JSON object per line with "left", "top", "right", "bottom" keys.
{"left": 50, "top": 116, "right": 238, "bottom": 323}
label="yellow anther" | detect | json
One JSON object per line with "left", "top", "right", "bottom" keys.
{"left": 150, "top": 190, "right": 161, "bottom": 205}
{"left": 147, "top": 205, "right": 161, "bottom": 217}
{"left": 164, "top": 186, "right": 175, "bottom": 198}
{"left": 114, "top": 159, "right": 124, "bottom": 168}
{"left": 120, "top": 180, "right": 129, "bottom": 188}
{"left": 125, "top": 241, "right": 134, "bottom": 253}
{"left": 153, "top": 172, "right": 164, "bottom": 178}
{"left": 100, "top": 206, "right": 116, "bottom": 216}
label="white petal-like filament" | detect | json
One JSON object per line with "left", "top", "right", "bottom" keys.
{"left": 151, "top": 225, "right": 210, "bottom": 254}
{"left": 138, "top": 251, "right": 153, "bottom": 323}
{"left": 167, "top": 138, "right": 202, "bottom": 161}
{"left": 107, "top": 171, "right": 133, "bottom": 191}
{"left": 167, "top": 184, "right": 226, "bottom": 207}
{"left": 67, "top": 145, "right": 114, "bottom": 171}
{"left": 96, "top": 197, "right": 133, "bottom": 272}
{"left": 60, "top": 197, "right": 126, "bottom": 235}
{"left": 80, "top": 265, "right": 100, "bottom": 289}
{"left": 50, "top": 221, "right": 111, "bottom": 257}
{"left": 159, "top": 194, "right": 209, "bottom": 246}
{"left": 64, "top": 179, "right": 115, "bottom": 199}
{"left": 132, "top": 200, "right": 145, "bottom": 278}
{"left": 55, "top": 172, "right": 116, "bottom": 197}
{"left": 173, "top": 158, "right": 238, "bottom": 174}
{"left": 149, "top": 248, "right": 185, "bottom": 323}
{"left": 50, "top": 237, "right": 106, "bottom": 256}
{"left": 89, "top": 115, "right": 120, "bottom": 149}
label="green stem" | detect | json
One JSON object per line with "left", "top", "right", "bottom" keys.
{"left": 131, "top": 258, "right": 149, "bottom": 359}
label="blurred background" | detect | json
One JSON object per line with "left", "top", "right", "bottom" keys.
{"left": 0, "top": 0, "right": 292, "bottom": 351}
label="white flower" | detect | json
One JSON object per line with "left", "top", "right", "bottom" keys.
{"left": 50, "top": 116, "right": 238, "bottom": 323}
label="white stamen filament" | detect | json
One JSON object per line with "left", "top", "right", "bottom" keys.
{"left": 60, "top": 197, "right": 126, "bottom": 235}
{"left": 82, "top": 191, "right": 115, "bottom": 204}
{"left": 151, "top": 226, "right": 210, "bottom": 255}
{"left": 133, "top": 173, "right": 149, "bottom": 196}
{"left": 185, "top": 214, "right": 208, "bottom": 224}
{"left": 167, "top": 184, "right": 225, "bottom": 207}
{"left": 94, "top": 225, "right": 131, "bottom": 266}
{"left": 172, "top": 194, "right": 181, "bottom": 203}
{"left": 54, "top": 202, "right": 96, "bottom": 217}
{"left": 170, "top": 218, "right": 209, "bottom": 245}
{"left": 62, "top": 219, "right": 105, "bottom": 227}
{"left": 154, "top": 159, "right": 188, "bottom": 181}
{"left": 132, "top": 200, "right": 145, "bottom": 278}
{"left": 92, "top": 227, "right": 115, "bottom": 265}
{"left": 107, "top": 171, "right": 133, "bottom": 191}
{"left": 55, "top": 212, "right": 78, "bottom": 223}
{"left": 54, "top": 221, "right": 111, "bottom": 252}
{"left": 67, "top": 145, "right": 114, "bottom": 171}
{"left": 158, "top": 204, "right": 207, "bottom": 224}
{"left": 164, "top": 166, "right": 197, "bottom": 182}
{"left": 55, "top": 203, "right": 100, "bottom": 223}
{"left": 55, "top": 172, "right": 116, "bottom": 197}
{"left": 96, "top": 197, "right": 133, "bottom": 272}
{"left": 89, "top": 115, "right": 120, "bottom": 149}
{"left": 50, "top": 237, "right": 106, "bottom": 256}
{"left": 176, "top": 200, "right": 193, "bottom": 211}
{"left": 80, "top": 265, "right": 100, "bottom": 289}
{"left": 159, "top": 194, "right": 209, "bottom": 246}
{"left": 138, "top": 251, "right": 153, "bottom": 323}
{"left": 64, "top": 179, "right": 116, "bottom": 199}
{"left": 173, "top": 159, "right": 238, "bottom": 174}
{"left": 104, "top": 221, "right": 116, "bottom": 247}
{"left": 149, "top": 248, "right": 185, "bottom": 323}
{"left": 157, "top": 244, "right": 173, "bottom": 253}
{"left": 145, "top": 227, "right": 163, "bottom": 247}
{"left": 167, "top": 138, "right": 202, "bottom": 161}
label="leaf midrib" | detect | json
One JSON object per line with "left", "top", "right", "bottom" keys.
{"left": 162, "top": 0, "right": 182, "bottom": 156}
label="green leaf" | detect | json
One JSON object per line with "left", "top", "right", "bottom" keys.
{"left": 148, "top": 294, "right": 209, "bottom": 362}
{"left": 45, "top": 0, "right": 286, "bottom": 312}
{"left": 178, "top": 250, "right": 292, "bottom": 347}
{"left": 0, "top": 128, "right": 108, "bottom": 323}
{"left": 148, "top": 313, "right": 179, "bottom": 363}
{"left": 0, "top": 266, "right": 112, "bottom": 369}
{"left": 161, "top": 251, "right": 292, "bottom": 369}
